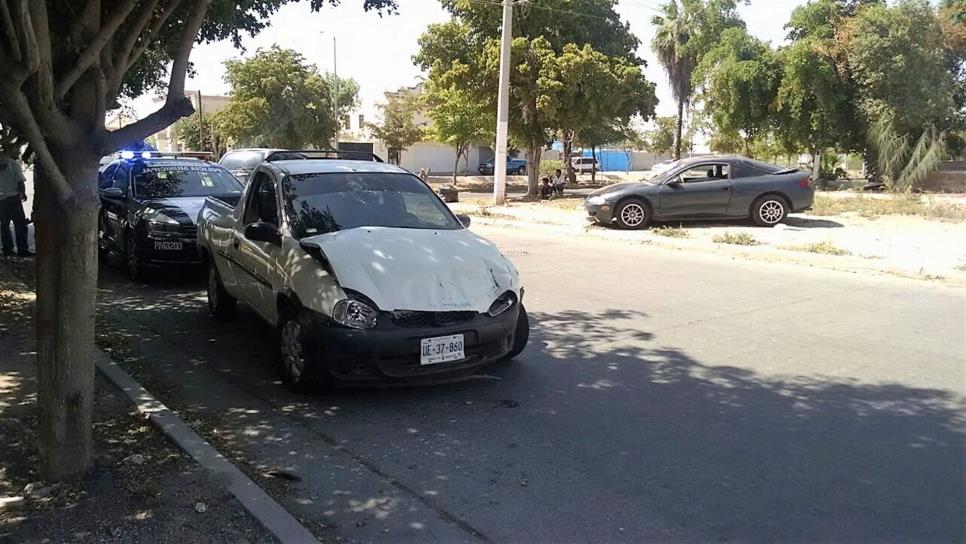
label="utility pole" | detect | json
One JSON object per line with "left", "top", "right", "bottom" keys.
{"left": 333, "top": 36, "right": 339, "bottom": 148}
{"left": 492, "top": 0, "right": 513, "bottom": 205}
{"left": 196, "top": 89, "right": 205, "bottom": 153}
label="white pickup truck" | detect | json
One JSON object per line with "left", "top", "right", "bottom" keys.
{"left": 196, "top": 154, "right": 529, "bottom": 389}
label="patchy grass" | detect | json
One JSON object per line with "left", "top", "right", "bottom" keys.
{"left": 712, "top": 232, "right": 760, "bottom": 246}
{"left": 809, "top": 194, "right": 966, "bottom": 221}
{"left": 787, "top": 241, "right": 851, "bottom": 256}
{"left": 652, "top": 225, "right": 689, "bottom": 238}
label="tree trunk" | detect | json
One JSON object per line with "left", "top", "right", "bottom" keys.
{"left": 812, "top": 147, "right": 822, "bottom": 182}
{"left": 526, "top": 144, "right": 542, "bottom": 196}
{"left": 453, "top": 146, "right": 460, "bottom": 185}
{"left": 34, "top": 156, "right": 100, "bottom": 481}
{"left": 674, "top": 98, "right": 684, "bottom": 160}
{"left": 591, "top": 146, "right": 597, "bottom": 184}
{"left": 563, "top": 136, "right": 576, "bottom": 184}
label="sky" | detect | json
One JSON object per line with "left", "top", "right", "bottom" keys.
{"left": 127, "top": 0, "right": 807, "bottom": 124}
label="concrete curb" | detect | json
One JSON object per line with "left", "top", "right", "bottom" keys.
{"left": 95, "top": 352, "right": 319, "bottom": 544}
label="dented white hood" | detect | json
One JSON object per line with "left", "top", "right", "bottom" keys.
{"left": 301, "top": 227, "right": 520, "bottom": 312}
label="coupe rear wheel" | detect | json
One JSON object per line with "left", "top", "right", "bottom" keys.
{"left": 614, "top": 199, "right": 651, "bottom": 230}
{"left": 752, "top": 195, "right": 788, "bottom": 226}
{"left": 207, "top": 262, "right": 236, "bottom": 320}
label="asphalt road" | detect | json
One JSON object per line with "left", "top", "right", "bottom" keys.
{"left": 93, "top": 225, "right": 965, "bottom": 543}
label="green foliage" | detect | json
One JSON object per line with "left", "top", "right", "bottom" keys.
{"left": 844, "top": 0, "right": 955, "bottom": 136}
{"left": 216, "top": 47, "right": 336, "bottom": 148}
{"left": 425, "top": 84, "right": 494, "bottom": 179}
{"left": 869, "top": 118, "right": 948, "bottom": 192}
{"left": 647, "top": 116, "right": 678, "bottom": 154}
{"left": 367, "top": 93, "right": 425, "bottom": 164}
{"left": 539, "top": 159, "right": 564, "bottom": 177}
{"left": 792, "top": 241, "right": 851, "bottom": 256}
{"left": 712, "top": 231, "right": 759, "bottom": 245}
{"left": 653, "top": 225, "right": 690, "bottom": 238}
{"left": 693, "top": 27, "right": 779, "bottom": 153}
{"left": 325, "top": 74, "right": 362, "bottom": 129}
{"left": 175, "top": 112, "right": 221, "bottom": 152}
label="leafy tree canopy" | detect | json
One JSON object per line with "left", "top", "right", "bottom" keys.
{"left": 367, "top": 92, "right": 424, "bottom": 163}
{"left": 647, "top": 116, "right": 678, "bottom": 155}
{"left": 216, "top": 46, "right": 337, "bottom": 148}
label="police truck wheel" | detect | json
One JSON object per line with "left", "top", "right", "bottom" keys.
{"left": 207, "top": 262, "right": 236, "bottom": 320}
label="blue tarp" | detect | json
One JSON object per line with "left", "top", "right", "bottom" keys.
{"left": 581, "top": 149, "right": 629, "bottom": 172}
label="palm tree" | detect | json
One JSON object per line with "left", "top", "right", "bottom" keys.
{"left": 651, "top": 1, "right": 700, "bottom": 159}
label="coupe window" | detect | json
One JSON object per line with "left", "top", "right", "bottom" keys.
{"left": 282, "top": 172, "right": 462, "bottom": 238}
{"left": 676, "top": 164, "right": 729, "bottom": 183}
{"left": 219, "top": 151, "right": 268, "bottom": 170}
{"left": 133, "top": 164, "right": 243, "bottom": 199}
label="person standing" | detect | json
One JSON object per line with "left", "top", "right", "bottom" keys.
{"left": 0, "top": 148, "right": 32, "bottom": 257}
{"left": 551, "top": 168, "right": 566, "bottom": 196}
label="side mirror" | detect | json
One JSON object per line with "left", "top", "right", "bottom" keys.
{"left": 101, "top": 187, "right": 124, "bottom": 199}
{"left": 456, "top": 214, "right": 471, "bottom": 228}
{"left": 244, "top": 221, "right": 281, "bottom": 245}
{"left": 665, "top": 179, "right": 682, "bottom": 187}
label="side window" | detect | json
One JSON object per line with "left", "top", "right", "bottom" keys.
{"left": 112, "top": 164, "right": 130, "bottom": 193}
{"left": 243, "top": 172, "right": 278, "bottom": 225}
{"left": 677, "top": 164, "right": 729, "bottom": 183}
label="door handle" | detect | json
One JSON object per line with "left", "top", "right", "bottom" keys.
{"left": 721, "top": 186, "right": 731, "bottom": 190}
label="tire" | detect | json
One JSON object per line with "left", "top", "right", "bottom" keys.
{"left": 751, "top": 195, "right": 788, "bottom": 227}
{"left": 125, "top": 230, "right": 148, "bottom": 282}
{"left": 505, "top": 304, "right": 530, "bottom": 360}
{"left": 614, "top": 198, "right": 652, "bottom": 230}
{"left": 277, "top": 307, "right": 319, "bottom": 392}
{"left": 206, "top": 261, "right": 236, "bottom": 320}
{"left": 517, "top": 166, "right": 526, "bottom": 175}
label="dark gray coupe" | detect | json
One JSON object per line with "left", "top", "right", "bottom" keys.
{"left": 585, "top": 155, "right": 814, "bottom": 229}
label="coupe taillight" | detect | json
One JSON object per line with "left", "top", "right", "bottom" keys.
{"left": 799, "top": 176, "right": 812, "bottom": 188}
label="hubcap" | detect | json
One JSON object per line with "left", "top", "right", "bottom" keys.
{"left": 759, "top": 200, "right": 784, "bottom": 224}
{"left": 620, "top": 203, "right": 646, "bottom": 227}
{"left": 280, "top": 319, "right": 305, "bottom": 381}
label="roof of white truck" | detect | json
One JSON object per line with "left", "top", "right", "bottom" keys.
{"left": 269, "top": 159, "right": 408, "bottom": 176}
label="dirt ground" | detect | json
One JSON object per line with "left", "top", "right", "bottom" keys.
{"left": 450, "top": 194, "right": 966, "bottom": 285}
{"left": 0, "top": 261, "right": 275, "bottom": 544}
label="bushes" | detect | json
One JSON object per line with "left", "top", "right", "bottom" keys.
{"left": 539, "top": 159, "right": 563, "bottom": 177}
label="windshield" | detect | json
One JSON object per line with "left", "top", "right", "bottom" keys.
{"left": 282, "top": 172, "right": 462, "bottom": 238}
{"left": 643, "top": 160, "right": 680, "bottom": 180}
{"left": 219, "top": 151, "right": 267, "bottom": 170}
{"left": 133, "top": 163, "right": 243, "bottom": 199}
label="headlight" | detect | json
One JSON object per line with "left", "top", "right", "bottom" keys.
{"left": 332, "top": 299, "right": 378, "bottom": 329}
{"left": 145, "top": 210, "right": 181, "bottom": 232}
{"left": 488, "top": 291, "right": 517, "bottom": 317}
{"left": 586, "top": 195, "right": 607, "bottom": 206}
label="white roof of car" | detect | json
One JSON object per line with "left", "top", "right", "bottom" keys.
{"left": 270, "top": 159, "right": 408, "bottom": 176}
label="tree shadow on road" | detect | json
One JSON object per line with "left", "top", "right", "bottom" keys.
{"left": 92, "top": 277, "right": 965, "bottom": 542}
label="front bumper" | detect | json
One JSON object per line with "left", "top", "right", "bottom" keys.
{"left": 304, "top": 305, "right": 520, "bottom": 384}
{"left": 585, "top": 202, "right": 614, "bottom": 224}
{"left": 136, "top": 227, "right": 202, "bottom": 267}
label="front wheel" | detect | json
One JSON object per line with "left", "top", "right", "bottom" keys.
{"left": 752, "top": 195, "right": 788, "bottom": 227}
{"left": 505, "top": 305, "right": 530, "bottom": 360}
{"left": 614, "top": 199, "right": 651, "bottom": 230}
{"left": 207, "top": 261, "right": 236, "bottom": 320}
{"left": 125, "top": 231, "right": 148, "bottom": 282}
{"left": 277, "top": 308, "right": 320, "bottom": 392}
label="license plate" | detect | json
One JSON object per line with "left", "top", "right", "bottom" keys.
{"left": 420, "top": 334, "right": 465, "bottom": 365}
{"left": 153, "top": 241, "right": 183, "bottom": 251}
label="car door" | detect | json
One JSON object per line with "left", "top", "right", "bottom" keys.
{"left": 658, "top": 163, "right": 732, "bottom": 218}
{"left": 230, "top": 171, "right": 280, "bottom": 321}
{"left": 100, "top": 163, "right": 131, "bottom": 253}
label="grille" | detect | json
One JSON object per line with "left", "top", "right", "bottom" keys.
{"left": 391, "top": 311, "right": 478, "bottom": 328}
